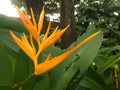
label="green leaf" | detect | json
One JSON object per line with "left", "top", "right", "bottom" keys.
{"left": 64, "top": 63, "right": 78, "bottom": 89}
{"left": 22, "top": 74, "right": 50, "bottom": 90}
{"left": 44, "top": 46, "right": 66, "bottom": 90}
{"left": 65, "top": 25, "right": 103, "bottom": 89}
{"left": 77, "top": 34, "right": 102, "bottom": 73}
{"left": 44, "top": 45, "right": 63, "bottom": 57}
{"left": 113, "top": 45, "right": 120, "bottom": 50}
{"left": 33, "top": 74, "right": 50, "bottom": 90}
{"left": 22, "top": 75, "right": 38, "bottom": 90}
{"left": 97, "top": 52, "right": 120, "bottom": 74}
{"left": 93, "top": 55, "right": 106, "bottom": 68}
{"left": 0, "top": 29, "right": 20, "bottom": 52}
{"left": 0, "top": 14, "right": 28, "bottom": 34}
{"left": 0, "top": 42, "right": 16, "bottom": 85}
{"left": 79, "top": 67, "right": 107, "bottom": 90}
{"left": 47, "top": 25, "right": 103, "bottom": 90}
{"left": 13, "top": 50, "right": 34, "bottom": 84}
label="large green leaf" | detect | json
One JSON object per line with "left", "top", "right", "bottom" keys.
{"left": 0, "top": 14, "right": 28, "bottom": 34}
{"left": 66, "top": 24, "right": 103, "bottom": 74}
{"left": 47, "top": 25, "right": 103, "bottom": 90}
{"left": 0, "top": 42, "right": 16, "bottom": 85}
{"left": 76, "top": 30, "right": 103, "bottom": 74}
{"left": 13, "top": 50, "right": 34, "bottom": 84}
{"left": 66, "top": 26, "right": 103, "bottom": 90}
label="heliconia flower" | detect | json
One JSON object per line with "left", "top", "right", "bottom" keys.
{"left": 15, "top": 7, "right": 69, "bottom": 55}
{"left": 10, "top": 7, "right": 101, "bottom": 75}
{"left": 34, "top": 31, "right": 100, "bottom": 75}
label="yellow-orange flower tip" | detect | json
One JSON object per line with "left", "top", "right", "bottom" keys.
{"left": 16, "top": 7, "right": 40, "bottom": 44}
{"left": 30, "top": 7, "right": 37, "bottom": 28}
{"left": 10, "top": 31, "right": 36, "bottom": 61}
{"left": 37, "top": 25, "right": 70, "bottom": 55}
{"left": 67, "top": 31, "right": 101, "bottom": 54}
{"left": 34, "top": 31, "right": 100, "bottom": 75}
{"left": 42, "top": 21, "right": 52, "bottom": 42}
{"left": 38, "top": 7, "right": 45, "bottom": 35}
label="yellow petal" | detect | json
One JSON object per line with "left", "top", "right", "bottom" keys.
{"left": 30, "top": 8, "right": 37, "bottom": 29}
{"left": 37, "top": 25, "right": 69, "bottom": 56}
{"left": 30, "top": 34, "right": 36, "bottom": 51}
{"left": 34, "top": 31, "right": 101, "bottom": 75}
{"left": 44, "top": 25, "right": 69, "bottom": 48}
{"left": 10, "top": 31, "right": 35, "bottom": 61}
{"left": 16, "top": 7, "right": 40, "bottom": 44}
{"left": 42, "top": 21, "right": 52, "bottom": 42}
{"left": 49, "top": 26, "right": 59, "bottom": 36}
{"left": 38, "top": 7, "right": 45, "bottom": 35}
{"left": 22, "top": 33, "right": 32, "bottom": 49}
{"left": 46, "top": 25, "right": 69, "bottom": 45}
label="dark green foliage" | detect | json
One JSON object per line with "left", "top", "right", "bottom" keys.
{"left": 76, "top": 0, "right": 120, "bottom": 47}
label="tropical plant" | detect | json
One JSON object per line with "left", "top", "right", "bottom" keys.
{"left": 0, "top": 7, "right": 102, "bottom": 90}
